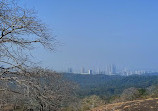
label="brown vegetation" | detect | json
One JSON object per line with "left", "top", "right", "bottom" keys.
{"left": 90, "top": 98, "right": 158, "bottom": 111}
{"left": 0, "top": 68, "right": 77, "bottom": 110}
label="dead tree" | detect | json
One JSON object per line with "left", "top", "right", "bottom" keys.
{"left": 0, "top": 0, "right": 54, "bottom": 74}
{"left": 0, "top": 0, "right": 76, "bottom": 110}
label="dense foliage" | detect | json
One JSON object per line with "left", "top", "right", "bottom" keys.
{"left": 63, "top": 73, "right": 158, "bottom": 98}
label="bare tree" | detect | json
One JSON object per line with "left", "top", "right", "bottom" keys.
{"left": 0, "top": 67, "right": 77, "bottom": 110}
{"left": 0, "top": 0, "right": 54, "bottom": 74}
{"left": 0, "top": 0, "right": 76, "bottom": 110}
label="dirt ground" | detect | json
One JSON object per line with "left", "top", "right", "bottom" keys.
{"left": 90, "top": 98, "right": 158, "bottom": 111}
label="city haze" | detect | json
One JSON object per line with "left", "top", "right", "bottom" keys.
{"left": 24, "top": 0, "right": 158, "bottom": 72}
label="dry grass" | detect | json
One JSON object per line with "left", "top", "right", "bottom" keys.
{"left": 90, "top": 98, "right": 158, "bottom": 111}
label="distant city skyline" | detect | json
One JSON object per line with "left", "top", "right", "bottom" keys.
{"left": 21, "top": 0, "right": 158, "bottom": 72}
{"left": 61, "top": 64, "right": 155, "bottom": 76}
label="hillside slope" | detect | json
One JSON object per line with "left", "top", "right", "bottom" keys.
{"left": 90, "top": 98, "right": 158, "bottom": 111}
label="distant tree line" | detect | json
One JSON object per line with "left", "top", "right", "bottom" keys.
{"left": 63, "top": 73, "right": 158, "bottom": 98}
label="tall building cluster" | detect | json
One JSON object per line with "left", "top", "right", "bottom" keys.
{"left": 67, "top": 64, "right": 117, "bottom": 75}
{"left": 66, "top": 64, "right": 149, "bottom": 76}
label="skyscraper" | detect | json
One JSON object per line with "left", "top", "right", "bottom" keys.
{"left": 106, "top": 64, "right": 116, "bottom": 75}
{"left": 68, "top": 68, "right": 73, "bottom": 73}
{"left": 88, "top": 69, "right": 92, "bottom": 75}
{"left": 81, "top": 67, "right": 85, "bottom": 74}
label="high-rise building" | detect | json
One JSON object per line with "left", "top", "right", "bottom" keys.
{"left": 81, "top": 67, "right": 85, "bottom": 74}
{"left": 106, "top": 64, "right": 116, "bottom": 75}
{"left": 68, "top": 68, "right": 73, "bottom": 73}
{"left": 88, "top": 69, "right": 92, "bottom": 75}
{"left": 97, "top": 68, "right": 101, "bottom": 74}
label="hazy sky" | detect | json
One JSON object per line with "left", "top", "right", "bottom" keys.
{"left": 22, "top": 0, "right": 158, "bottom": 72}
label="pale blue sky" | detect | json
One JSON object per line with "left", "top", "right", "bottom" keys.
{"left": 22, "top": 0, "right": 158, "bottom": 72}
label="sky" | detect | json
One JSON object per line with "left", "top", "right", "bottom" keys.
{"left": 21, "top": 0, "right": 158, "bottom": 72}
